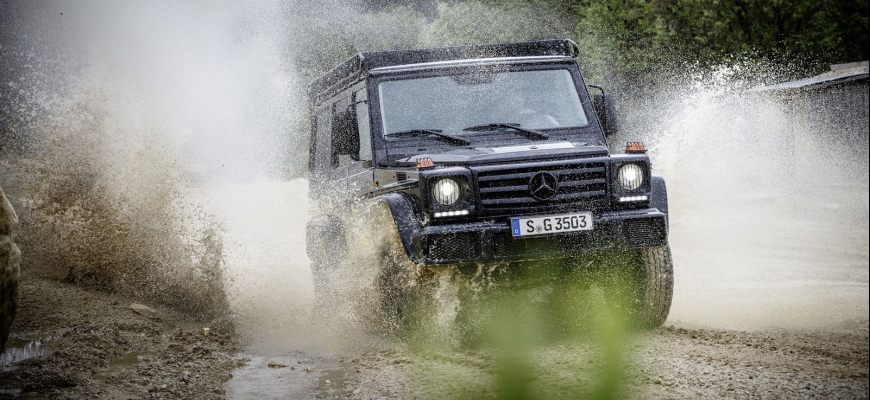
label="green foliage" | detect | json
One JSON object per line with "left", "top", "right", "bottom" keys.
{"left": 393, "top": 253, "right": 641, "bottom": 400}
{"left": 344, "top": 0, "right": 868, "bottom": 88}
{"left": 424, "top": 2, "right": 573, "bottom": 46}
{"left": 567, "top": 0, "right": 869, "bottom": 88}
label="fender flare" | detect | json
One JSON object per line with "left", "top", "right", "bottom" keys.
{"left": 371, "top": 192, "right": 422, "bottom": 262}
{"left": 650, "top": 174, "right": 669, "bottom": 223}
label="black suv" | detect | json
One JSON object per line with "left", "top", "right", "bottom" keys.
{"left": 306, "top": 40, "right": 673, "bottom": 330}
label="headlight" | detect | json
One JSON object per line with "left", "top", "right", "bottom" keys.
{"left": 617, "top": 164, "right": 644, "bottom": 191}
{"left": 433, "top": 178, "right": 460, "bottom": 206}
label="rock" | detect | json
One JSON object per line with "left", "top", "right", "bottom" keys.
{"left": 202, "top": 328, "right": 210, "bottom": 336}
{"left": 130, "top": 303, "right": 157, "bottom": 317}
{"left": 0, "top": 185, "right": 21, "bottom": 355}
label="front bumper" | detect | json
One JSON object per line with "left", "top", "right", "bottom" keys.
{"left": 410, "top": 209, "right": 668, "bottom": 265}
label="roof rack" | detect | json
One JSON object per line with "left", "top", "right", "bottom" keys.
{"left": 308, "top": 39, "right": 579, "bottom": 103}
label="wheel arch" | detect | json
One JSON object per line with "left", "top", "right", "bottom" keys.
{"left": 370, "top": 192, "right": 423, "bottom": 262}
{"left": 650, "top": 174, "right": 669, "bottom": 222}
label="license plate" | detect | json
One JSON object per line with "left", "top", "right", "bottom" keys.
{"left": 511, "top": 212, "right": 593, "bottom": 237}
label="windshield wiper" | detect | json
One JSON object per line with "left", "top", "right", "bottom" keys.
{"left": 385, "top": 129, "right": 470, "bottom": 146}
{"left": 462, "top": 123, "right": 549, "bottom": 141}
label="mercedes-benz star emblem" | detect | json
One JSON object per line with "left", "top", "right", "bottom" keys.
{"left": 529, "top": 172, "right": 559, "bottom": 200}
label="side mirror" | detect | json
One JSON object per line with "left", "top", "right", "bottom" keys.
{"left": 331, "top": 106, "right": 360, "bottom": 158}
{"left": 589, "top": 86, "right": 618, "bottom": 137}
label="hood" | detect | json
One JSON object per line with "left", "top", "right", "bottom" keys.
{"left": 392, "top": 141, "right": 609, "bottom": 167}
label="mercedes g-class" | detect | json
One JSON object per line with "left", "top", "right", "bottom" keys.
{"left": 306, "top": 40, "right": 673, "bottom": 331}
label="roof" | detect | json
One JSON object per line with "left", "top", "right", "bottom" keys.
{"left": 307, "top": 39, "right": 579, "bottom": 104}
{"left": 747, "top": 61, "right": 869, "bottom": 93}
{"left": 368, "top": 55, "right": 575, "bottom": 75}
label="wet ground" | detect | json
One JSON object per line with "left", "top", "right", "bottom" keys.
{"left": 1, "top": 180, "right": 867, "bottom": 399}
{"left": 220, "top": 181, "right": 869, "bottom": 399}
{"left": 224, "top": 322, "right": 868, "bottom": 400}
{"left": 0, "top": 278, "right": 239, "bottom": 399}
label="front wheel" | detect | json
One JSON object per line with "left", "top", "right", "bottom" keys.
{"left": 631, "top": 245, "right": 674, "bottom": 329}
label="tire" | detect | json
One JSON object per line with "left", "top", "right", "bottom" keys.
{"left": 599, "top": 245, "right": 673, "bottom": 330}
{"left": 632, "top": 245, "right": 674, "bottom": 329}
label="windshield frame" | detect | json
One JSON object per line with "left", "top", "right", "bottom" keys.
{"left": 366, "top": 60, "right": 606, "bottom": 164}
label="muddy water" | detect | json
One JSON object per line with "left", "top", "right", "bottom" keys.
{"left": 0, "top": 337, "right": 52, "bottom": 372}
{"left": 91, "top": 352, "right": 148, "bottom": 382}
{"left": 188, "top": 178, "right": 315, "bottom": 345}
{"left": 203, "top": 177, "right": 387, "bottom": 398}
{"left": 227, "top": 353, "right": 361, "bottom": 399}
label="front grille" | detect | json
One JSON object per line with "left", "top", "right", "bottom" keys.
{"left": 474, "top": 160, "right": 608, "bottom": 217}
{"left": 624, "top": 218, "right": 667, "bottom": 246}
{"left": 427, "top": 232, "right": 480, "bottom": 262}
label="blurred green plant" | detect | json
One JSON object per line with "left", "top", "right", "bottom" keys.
{"left": 393, "top": 250, "right": 644, "bottom": 400}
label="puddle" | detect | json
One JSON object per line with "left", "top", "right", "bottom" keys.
{"left": 92, "top": 352, "right": 147, "bottom": 382}
{"left": 1, "top": 337, "right": 53, "bottom": 371}
{"left": 225, "top": 352, "right": 360, "bottom": 399}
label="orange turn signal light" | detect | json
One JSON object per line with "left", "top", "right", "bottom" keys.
{"left": 625, "top": 142, "right": 647, "bottom": 153}
{"left": 415, "top": 157, "right": 434, "bottom": 169}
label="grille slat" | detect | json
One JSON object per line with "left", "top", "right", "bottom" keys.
{"left": 477, "top": 166, "right": 605, "bottom": 182}
{"left": 479, "top": 178, "right": 606, "bottom": 194}
{"left": 481, "top": 190, "right": 606, "bottom": 205}
{"left": 475, "top": 161, "right": 608, "bottom": 216}
{"left": 479, "top": 184, "right": 528, "bottom": 194}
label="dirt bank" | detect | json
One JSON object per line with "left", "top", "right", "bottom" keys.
{"left": 0, "top": 275, "right": 239, "bottom": 399}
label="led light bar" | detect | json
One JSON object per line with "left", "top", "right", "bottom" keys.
{"left": 434, "top": 210, "right": 471, "bottom": 218}
{"left": 619, "top": 195, "right": 649, "bottom": 202}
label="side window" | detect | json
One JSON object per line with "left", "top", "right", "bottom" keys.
{"left": 314, "top": 107, "right": 331, "bottom": 172}
{"left": 332, "top": 96, "right": 351, "bottom": 166}
{"left": 354, "top": 88, "right": 372, "bottom": 161}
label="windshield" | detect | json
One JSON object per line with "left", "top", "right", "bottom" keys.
{"left": 377, "top": 69, "right": 588, "bottom": 136}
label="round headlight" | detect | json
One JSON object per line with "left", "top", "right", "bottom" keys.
{"left": 617, "top": 164, "right": 644, "bottom": 191}
{"left": 433, "top": 178, "right": 460, "bottom": 206}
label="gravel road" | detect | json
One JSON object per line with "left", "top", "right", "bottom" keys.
{"left": 226, "top": 321, "right": 868, "bottom": 399}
